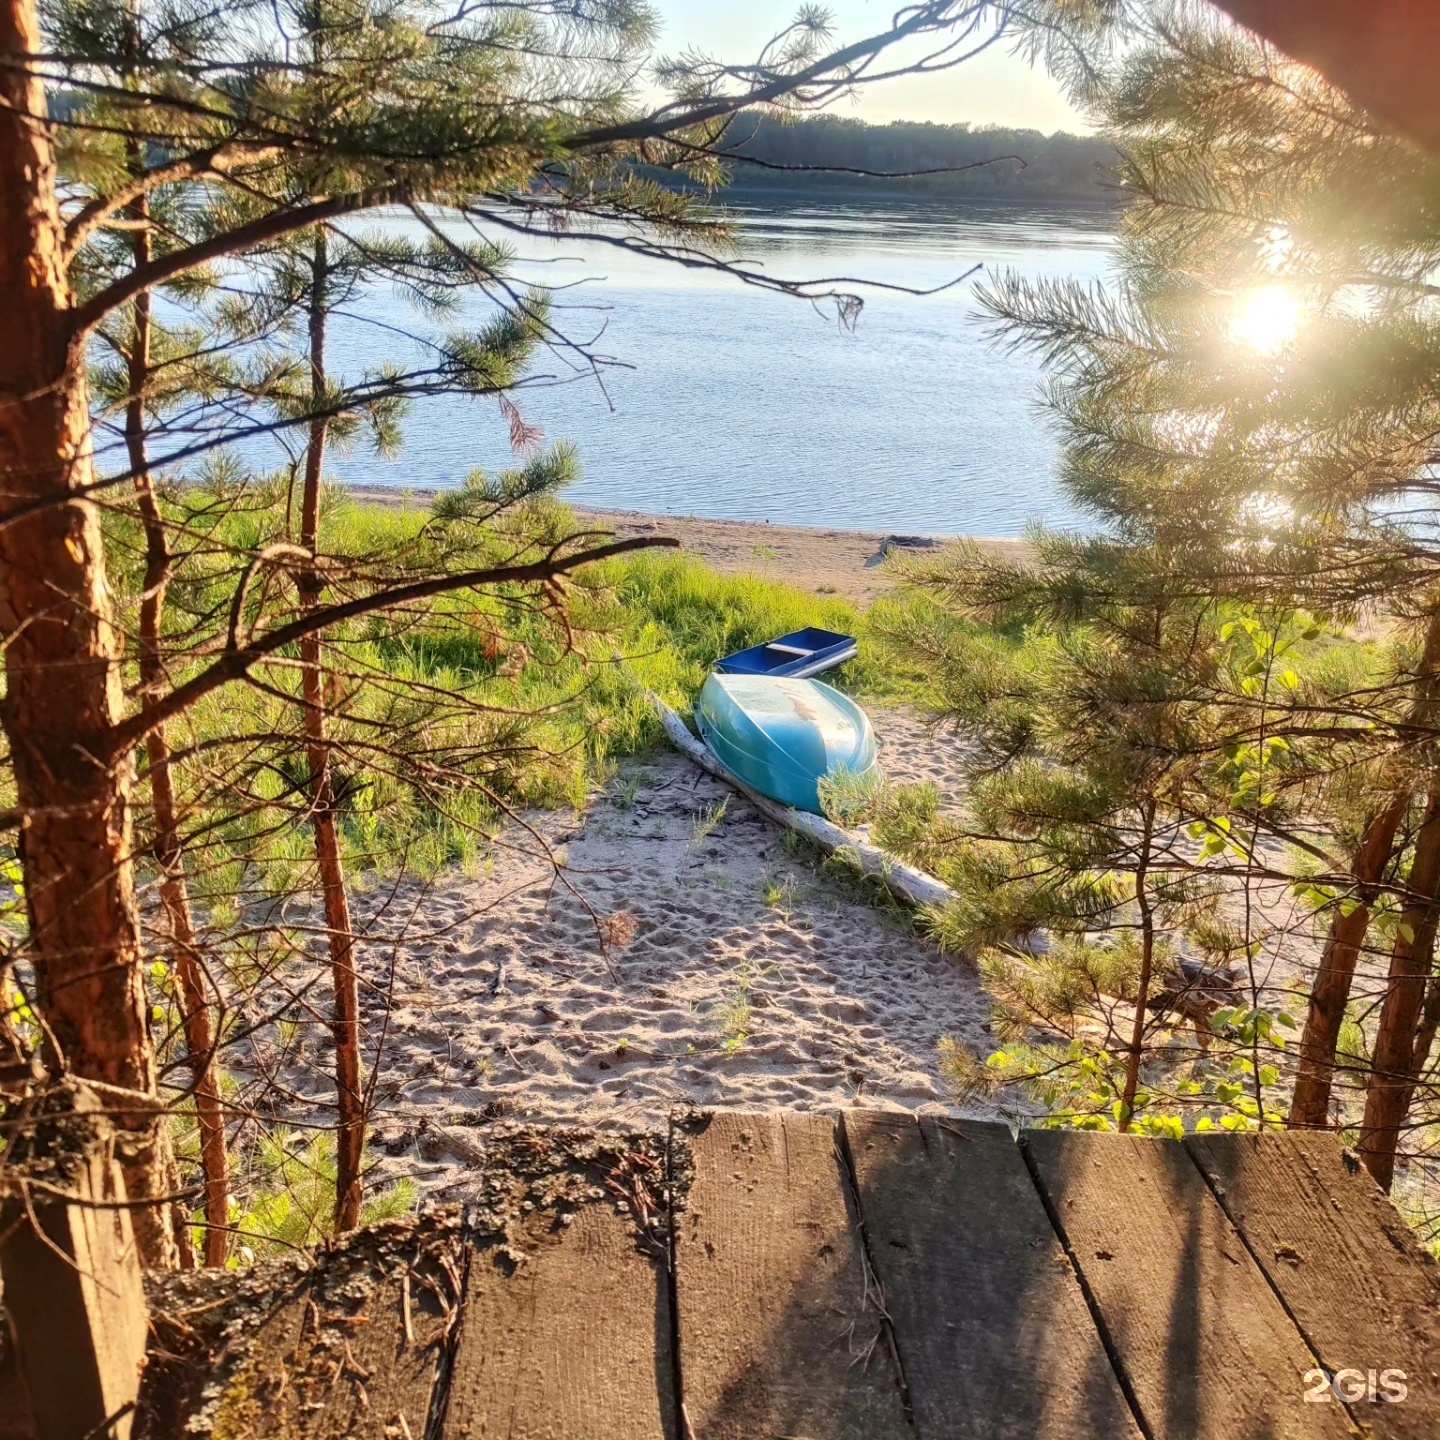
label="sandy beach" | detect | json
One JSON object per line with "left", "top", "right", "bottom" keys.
{"left": 572, "top": 508, "right": 1033, "bottom": 605}
{"left": 299, "top": 706, "right": 988, "bottom": 1198}
{"left": 258, "top": 491, "right": 1323, "bottom": 1202}
{"left": 345, "top": 485, "right": 1032, "bottom": 605}
{"left": 282, "top": 493, "right": 1008, "bottom": 1197}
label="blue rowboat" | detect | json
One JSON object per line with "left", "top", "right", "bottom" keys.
{"left": 695, "top": 673, "right": 879, "bottom": 814}
{"left": 713, "top": 626, "right": 857, "bottom": 680}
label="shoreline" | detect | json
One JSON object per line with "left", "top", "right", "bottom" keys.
{"left": 344, "top": 485, "right": 1032, "bottom": 605}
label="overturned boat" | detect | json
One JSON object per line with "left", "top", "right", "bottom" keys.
{"left": 695, "top": 672, "right": 878, "bottom": 815}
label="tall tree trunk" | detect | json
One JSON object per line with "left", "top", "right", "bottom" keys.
{"left": 1407, "top": 953, "right": 1440, "bottom": 1090}
{"left": 1357, "top": 789, "right": 1440, "bottom": 1190}
{"left": 1388, "top": 925, "right": 1440, "bottom": 1145}
{"left": 1118, "top": 803, "right": 1157, "bottom": 1133}
{"left": 1290, "top": 792, "right": 1409, "bottom": 1126}
{"left": 1290, "top": 610, "right": 1440, "bottom": 1128}
{"left": 125, "top": 186, "right": 231, "bottom": 1267}
{"left": 300, "top": 231, "right": 364, "bottom": 1231}
{"left": 0, "top": 0, "right": 176, "bottom": 1265}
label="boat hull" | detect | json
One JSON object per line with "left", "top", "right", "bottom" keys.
{"left": 695, "top": 674, "right": 879, "bottom": 814}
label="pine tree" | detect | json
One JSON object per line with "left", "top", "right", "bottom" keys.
{"left": 944, "top": 2, "right": 1440, "bottom": 1186}
{"left": 3, "top": 0, "right": 1014, "bottom": 1262}
{"left": 880, "top": 537, "right": 1315, "bottom": 1133}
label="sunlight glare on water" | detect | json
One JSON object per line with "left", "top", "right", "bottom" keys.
{"left": 324, "top": 198, "right": 1117, "bottom": 536}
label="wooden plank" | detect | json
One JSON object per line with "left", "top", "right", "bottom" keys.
{"left": 1188, "top": 1130, "right": 1440, "bottom": 1439}
{"left": 843, "top": 1112, "right": 1142, "bottom": 1439}
{"left": 199, "top": 1217, "right": 463, "bottom": 1440}
{"left": 440, "top": 1200, "right": 674, "bottom": 1440}
{"left": 673, "top": 1111, "right": 911, "bottom": 1440}
{"left": 1024, "top": 1128, "right": 1355, "bottom": 1440}
{"left": 0, "top": 1086, "right": 149, "bottom": 1440}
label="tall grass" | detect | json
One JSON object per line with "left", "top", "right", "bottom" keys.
{"left": 118, "top": 488, "right": 938, "bottom": 902}
{"left": 329, "top": 500, "right": 933, "bottom": 827}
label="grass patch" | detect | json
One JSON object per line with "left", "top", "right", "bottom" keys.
{"left": 331, "top": 498, "right": 937, "bottom": 817}
{"left": 712, "top": 961, "right": 761, "bottom": 1053}
{"left": 691, "top": 798, "right": 729, "bottom": 847}
{"left": 121, "top": 488, "right": 948, "bottom": 899}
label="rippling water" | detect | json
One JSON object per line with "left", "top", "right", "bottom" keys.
{"left": 325, "top": 198, "right": 1116, "bottom": 537}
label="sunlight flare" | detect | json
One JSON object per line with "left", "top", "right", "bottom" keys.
{"left": 1228, "top": 285, "right": 1304, "bottom": 356}
{"left": 1238, "top": 490, "right": 1295, "bottom": 528}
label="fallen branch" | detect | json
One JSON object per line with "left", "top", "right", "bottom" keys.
{"left": 651, "top": 694, "right": 955, "bottom": 913}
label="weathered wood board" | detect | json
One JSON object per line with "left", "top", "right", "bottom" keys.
{"left": 673, "top": 1111, "right": 911, "bottom": 1440}
{"left": 844, "top": 1112, "right": 1142, "bottom": 1439}
{"left": 200, "top": 1220, "right": 462, "bottom": 1440}
{"left": 441, "top": 1201, "right": 674, "bottom": 1440}
{"left": 0, "top": 1095, "right": 148, "bottom": 1440}
{"left": 120, "top": 1113, "right": 1440, "bottom": 1440}
{"left": 1024, "top": 1128, "right": 1355, "bottom": 1440}
{"left": 1188, "top": 1129, "right": 1440, "bottom": 1440}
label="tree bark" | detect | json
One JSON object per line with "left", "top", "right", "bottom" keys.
{"left": 1118, "top": 803, "right": 1157, "bottom": 1133}
{"left": 1289, "top": 792, "right": 1409, "bottom": 1126}
{"left": 300, "top": 231, "right": 364, "bottom": 1231}
{"left": 1290, "top": 610, "right": 1440, "bottom": 1128}
{"left": 125, "top": 185, "right": 231, "bottom": 1267}
{"left": 0, "top": 0, "right": 175, "bottom": 1266}
{"left": 1357, "top": 787, "right": 1440, "bottom": 1190}
{"left": 1388, "top": 924, "right": 1440, "bottom": 1144}
{"left": 1407, "top": 951, "right": 1440, "bottom": 1090}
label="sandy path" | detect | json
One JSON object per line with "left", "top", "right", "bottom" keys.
{"left": 340, "top": 708, "right": 992, "bottom": 1195}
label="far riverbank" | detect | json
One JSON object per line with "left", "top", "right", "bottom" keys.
{"left": 346, "top": 486, "right": 1032, "bottom": 606}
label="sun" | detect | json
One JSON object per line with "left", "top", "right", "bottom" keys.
{"left": 1228, "top": 285, "right": 1303, "bottom": 356}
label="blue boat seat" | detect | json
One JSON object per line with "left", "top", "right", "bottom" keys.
{"left": 713, "top": 627, "right": 857, "bottom": 680}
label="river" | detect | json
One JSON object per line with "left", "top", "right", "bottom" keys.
{"left": 323, "top": 197, "right": 1116, "bottom": 537}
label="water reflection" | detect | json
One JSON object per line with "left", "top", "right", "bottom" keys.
{"left": 323, "top": 197, "right": 1118, "bottom": 536}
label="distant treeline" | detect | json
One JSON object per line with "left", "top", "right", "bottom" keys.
{"left": 48, "top": 88, "right": 1114, "bottom": 203}
{"left": 705, "top": 116, "right": 1116, "bottom": 202}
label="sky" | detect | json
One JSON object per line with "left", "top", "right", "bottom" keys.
{"left": 651, "top": 2, "right": 1088, "bottom": 133}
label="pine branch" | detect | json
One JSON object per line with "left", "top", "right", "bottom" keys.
{"left": 104, "top": 534, "right": 679, "bottom": 757}
{"left": 62, "top": 142, "right": 286, "bottom": 261}
{"left": 563, "top": 2, "right": 991, "bottom": 150}
{"left": 70, "top": 190, "right": 398, "bottom": 339}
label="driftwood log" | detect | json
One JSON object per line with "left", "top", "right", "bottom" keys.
{"left": 652, "top": 694, "right": 955, "bottom": 912}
